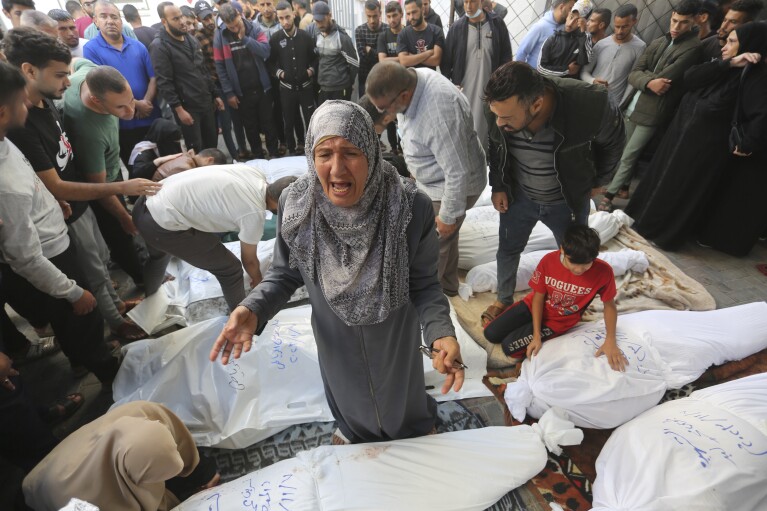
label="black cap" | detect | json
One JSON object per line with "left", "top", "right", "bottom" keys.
{"left": 194, "top": 0, "right": 214, "bottom": 18}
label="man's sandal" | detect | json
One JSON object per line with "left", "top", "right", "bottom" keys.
{"left": 481, "top": 304, "right": 506, "bottom": 328}
{"left": 42, "top": 393, "right": 84, "bottom": 424}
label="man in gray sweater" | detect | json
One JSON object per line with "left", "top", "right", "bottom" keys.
{"left": 0, "top": 61, "right": 118, "bottom": 384}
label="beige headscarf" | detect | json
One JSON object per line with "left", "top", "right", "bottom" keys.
{"left": 23, "top": 401, "right": 199, "bottom": 511}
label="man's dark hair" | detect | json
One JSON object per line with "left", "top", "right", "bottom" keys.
{"left": 48, "top": 8, "right": 74, "bottom": 21}
{"left": 403, "top": 0, "right": 422, "bottom": 8}
{"left": 0, "top": 60, "right": 27, "bottom": 106}
{"left": 385, "top": 0, "right": 402, "bottom": 14}
{"left": 266, "top": 176, "right": 298, "bottom": 203}
{"left": 123, "top": 3, "right": 140, "bottom": 22}
{"left": 197, "top": 148, "right": 227, "bottom": 164}
{"left": 180, "top": 5, "right": 195, "bottom": 17}
{"left": 484, "top": 61, "right": 545, "bottom": 106}
{"left": 673, "top": 0, "right": 702, "bottom": 16}
{"left": 2, "top": 27, "right": 72, "bottom": 69}
{"left": 65, "top": 0, "right": 81, "bottom": 14}
{"left": 292, "top": 0, "right": 308, "bottom": 9}
{"left": 562, "top": 224, "right": 601, "bottom": 264}
{"left": 157, "top": 1, "right": 174, "bottom": 20}
{"left": 551, "top": 0, "right": 571, "bottom": 8}
{"left": 357, "top": 94, "right": 384, "bottom": 125}
{"left": 613, "top": 3, "right": 638, "bottom": 19}
{"left": 276, "top": 1, "right": 292, "bottom": 11}
{"left": 591, "top": 7, "right": 611, "bottom": 26}
{"left": 86, "top": 65, "right": 128, "bottom": 100}
{"left": 2, "top": 0, "right": 35, "bottom": 12}
{"left": 218, "top": 3, "right": 239, "bottom": 23}
{"left": 730, "top": 0, "right": 764, "bottom": 20}
{"left": 364, "top": 0, "right": 380, "bottom": 11}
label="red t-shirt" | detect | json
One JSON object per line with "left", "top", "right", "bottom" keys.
{"left": 523, "top": 251, "right": 616, "bottom": 334}
{"left": 75, "top": 16, "right": 92, "bottom": 38}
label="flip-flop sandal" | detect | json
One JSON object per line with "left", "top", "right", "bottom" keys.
{"left": 12, "top": 336, "right": 60, "bottom": 366}
{"left": 597, "top": 197, "right": 613, "bottom": 212}
{"left": 114, "top": 321, "right": 149, "bottom": 342}
{"left": 42, "top": 393, "right": 84, "bottom": 424}
{"left": 481, "top": 304, "right": 506, "bottom": 328}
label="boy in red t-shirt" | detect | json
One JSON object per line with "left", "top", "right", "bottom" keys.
{"left": 484, "top": 224, "right": 627, "bottom": 372}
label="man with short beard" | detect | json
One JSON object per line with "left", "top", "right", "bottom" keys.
{"left": 700, "top": 0, "right": 762, "bottom": 60}
{"left": 397, "top": 0, "right": 444, "bottom": 70}
{"left": 421, "top": 0, "right": 442, "bottom": 28}
{"left": 312, "top": 1, "right": 358, "bottom": 103}
{"left": 355, "top": 0, "right": 387, "bottom": 93}
{"left": 150, "top": 1, "right": 223, "bottom": 153}
{"left": 48, "top": 9, "right": 88, "bottom": 56}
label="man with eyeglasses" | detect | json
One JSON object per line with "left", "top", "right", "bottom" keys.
{"left": 366, "top": 60, "right": 487, "bottom": 298}
{"left": 81, "top": 0, "right": 136, "bottom": 40}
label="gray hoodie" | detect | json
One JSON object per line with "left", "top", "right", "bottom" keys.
{"left": 315, "top": 22, "right": 359, "bottom": 91}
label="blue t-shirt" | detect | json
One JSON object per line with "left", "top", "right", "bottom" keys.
{"left": 83, "top": 33, "right": 159, "bottom": 130}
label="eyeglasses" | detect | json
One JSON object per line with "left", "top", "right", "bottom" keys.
{"left": 374, "top": 89, "right": 406, "bottom": 113}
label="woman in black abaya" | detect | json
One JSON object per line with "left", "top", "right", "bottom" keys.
{"left": 625, "top": 22, "right": 767, "bottom": 250}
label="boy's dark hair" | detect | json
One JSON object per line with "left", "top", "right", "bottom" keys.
{"left": 266, "top": 175, "right": 298, "bottom": 203}
{"left": 484, "top": 61, "right": 545, "bottom": 106}
{"left": 293, "top": 0, "right": 308, "bottom": 9}
{"left": 613, "top": 3, "right": 638, "bottom": 19}
{"left": 364, "top": 0, "right": 380, "bottom": 11}
{"left": 2, "top": 27, "right": 72, "bottom": 69}
{"left": 180, "top": 5, "right": 195, "bottom": 17}
{"left": 673, "top": 0, "right": 702, "bottom": 17}
{"left": 65, "top": 0, "right": 81, "bottom": 14}
{"left": 0, "top": 60, "right": 27, "bottom": 106}
{"left": 385, "top": 0, "right": 402, "bottom": 14}
{"left": 561, "top": 224, "right": 601, "bottom": 264}
{"left": 730, "top": 0, "right": 764, "bottom": 21}
{"left": 2, "top": 0, "right": 35, "bottom": 12}
{"left": 276, "top": 1, "right": 292, "bottom": 11}
{"left": 591, "top": 7, "right": 611, "bottom": 26}
{"left": 197, "top": 148, "right": 227, "bottom": 164}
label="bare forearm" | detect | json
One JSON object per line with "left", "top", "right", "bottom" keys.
{"left": 603, "top": 300, "right": 618, "bottom": 343}
{"left": 399, "top": 50, "right": 431, "bottom": 67}
{"left": 532, "top": 292, "right": 545, "bottom": 337}
{"left": 145, "top": 78, "right": 157, "bottom": 103}
{"left": 49, "top": 180, "right": 127, "bottom": 202}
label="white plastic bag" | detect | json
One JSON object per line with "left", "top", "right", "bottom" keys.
{"left": 504, "top": 303, "right": 767, "bottom": 429}
{"left": 592, "top": 373, "right": 767, "bottom": 511}
{"left": 173, "top": 409, "right": 583, "bottom": 511}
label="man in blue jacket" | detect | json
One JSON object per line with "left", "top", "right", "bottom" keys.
{"left": 214, "top": 2, "right": 277, "bottom": 159}
{"left": 514, "top": 0, "right": 574, "bottom": 67}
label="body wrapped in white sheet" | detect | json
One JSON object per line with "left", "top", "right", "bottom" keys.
{"left": 504, "top": 303, "right": 767, "bottom": 429}
{"left": 592, "top": 372, "right": 767, "bottom": 511}
{"left": 114, "top": 306, "right": 491, "bottom": 448}
{"left": 245, "top": 156, "right": 309, "bottom": 182}
{"left": 173, "top": 409, "right": 583, "bottom": 511}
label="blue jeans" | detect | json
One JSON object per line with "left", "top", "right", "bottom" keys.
{"left": 496, "top": 188, "right": 589, "bottom": 305}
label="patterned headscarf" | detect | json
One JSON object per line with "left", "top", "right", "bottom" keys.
{"left": 281, "top": 100, "right": 417, "bottom": 326}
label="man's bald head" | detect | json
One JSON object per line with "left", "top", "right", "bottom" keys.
{"left": 365, "top": 60, "right": 416, "bottom": 99}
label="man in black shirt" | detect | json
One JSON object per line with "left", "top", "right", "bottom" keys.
{"left": 123, "top": 3, "right": 157, "bottom": 48}
{"left": 4, "top": 28, "right": 160, "bottom": 341}
{"left": 150, "top": 1, "right": 223, "bottom": 153}
{"left": 376, "top": 0, "right": 404, "bottom": 153}
{"left": 422, "top": 0, "right": 442, "bottom": 28}
{"left": 398, "top": 0, "right": 444, "bottom": 70}
{"left": 270, "top": 1, "right": 317, "bottom": 155}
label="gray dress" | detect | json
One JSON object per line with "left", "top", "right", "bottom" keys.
{"left": 241, "top": 190, "right": 456, "bottom": 443}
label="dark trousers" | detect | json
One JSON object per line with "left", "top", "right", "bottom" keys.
{"left": 174, "top": 107, "right": 218, "bottom": 153}
{"left": 318, "top": 87, "right": 351, "bottom": 106}
{"left": 89, "top": 192, "right": 144, "bottom": 286}
{"left": 279, "top": 85, "right": 315, "bottom": 152}
{"left": 235, "top": 88, "right": 278, "bottom": 158}
{"left": 119, "top": 126, "right": 150, "bottom": 170}
{"left": 386, "top": 122, "right": 400, "bottom": 152}
{"left": 133, "top": 197, "right": 246, "bottom": 311}
{"left": 217, "top": 85, "right": 247, "bottom": 158}
{"left": 270, "top": 79, "right": 285, "bottom": 146}
{"left": 0, "top": 244, "right": 117, "bottom": 383}
{"left": 483, "top": 301, "right": 556, "bottom": 358}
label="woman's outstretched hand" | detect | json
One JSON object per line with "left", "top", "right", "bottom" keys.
{"left": 209, "top": 306, "right": 259, "bottom": 365}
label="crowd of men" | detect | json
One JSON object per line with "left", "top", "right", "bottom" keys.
{"left": 1, "top": 0, "right": 766, "bottom": 506}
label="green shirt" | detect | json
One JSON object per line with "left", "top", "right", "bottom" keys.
{"left": 63, "top": 59, "right": 121, "bottom": 182}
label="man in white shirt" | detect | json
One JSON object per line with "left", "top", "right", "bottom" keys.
{"left": 133, "top": 165, "right": 297, "bottom": 310}
{"left": 48, "top": 9, "right": 89, "bottom": 57}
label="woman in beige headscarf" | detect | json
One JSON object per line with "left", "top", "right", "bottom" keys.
{"left": 23, "top": 401, "right": 216, "bottom": 511}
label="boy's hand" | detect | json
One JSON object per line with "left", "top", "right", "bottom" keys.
{"left": 595, "top": 341, "right": 628, "bottom": 372}
{"left": 526, "top": 336, "right": 542, "bottom": 359}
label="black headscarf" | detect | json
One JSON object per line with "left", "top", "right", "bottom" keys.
{"left": 735, "top": 22, "right": 767, "bottom": 56}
